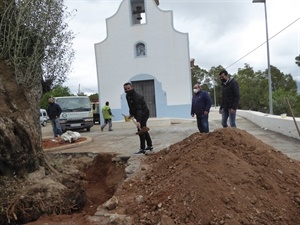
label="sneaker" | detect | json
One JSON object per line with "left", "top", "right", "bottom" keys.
{"left": 145, "top": 146, "right": 153, "bottom": 151}
{"left": 134, "top": 149, "right": 145, "bottom": 154}
{"left": 101, "top": 127, "right": 104, "bottom": 131}
{"left": 108, "top": 129, "right": 113, "bottom": 131}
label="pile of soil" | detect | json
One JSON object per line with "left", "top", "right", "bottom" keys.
{"left": 108, "top": 128, "right": 300, "bottom": 225}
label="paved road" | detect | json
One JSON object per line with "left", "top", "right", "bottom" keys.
{"left": 42, "top": 109, "right": 300, "bottom": 161}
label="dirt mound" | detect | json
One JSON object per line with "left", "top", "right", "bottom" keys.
{"left": 110, "top": 128, "right": 300, "bottom": 224}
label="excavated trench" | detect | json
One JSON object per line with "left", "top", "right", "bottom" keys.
{"left": 16, "top": 152, "right": 129, "bottom": 225}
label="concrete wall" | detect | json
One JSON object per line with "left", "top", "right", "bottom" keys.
{"left": 238, "top": 110, "right": 300, "bottom": 140}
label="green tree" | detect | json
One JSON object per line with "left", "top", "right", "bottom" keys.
{"left": 293, "top": 95, "right": 300, "bottom": 117}
{"left": 89, "top": 93, "right": 99, "bottom": 102}
{"left": 234, "top": 64, "right": 268, "bottom": 112}
{"left": 234, "top": 64, "right": 299, "bottom": 115}
{"left": 191, "top": 65, "right": 225, "bottom": 107}
{"left": 191, "top": 65, "right": 207, "bottom": 86}
{"left": 266, "top": 66, "right": 298, "bottom": 115}
{"left": 192, "top": 62, "right": 300, "bottom": 116}
{"left": 269, "top": 66, "right": 297, "bottom": 93}
{"left": 39, "top": 85, "right": 73, "bottom": 109}
{"left": 191, "top": 65, "right": 219, "bottom": 95}
{"left": 235, "top": 64, "right": 257, "bottom": 110}
{"left": 273, "top": 88, "right": 298, "bottom": 116}
{"left": 207, "top": 65, "right": 225, "bottom": 108}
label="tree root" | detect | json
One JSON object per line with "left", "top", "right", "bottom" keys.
{"left": 0, "top": 161, "right": 86, "bottom": 225}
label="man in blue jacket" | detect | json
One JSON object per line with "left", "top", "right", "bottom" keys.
{"left": 191, "top": 83, "right": 212, "bottom": 133}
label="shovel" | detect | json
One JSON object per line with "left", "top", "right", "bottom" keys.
{"left": 122, "top": 114, "right": 150, "bottom": 135}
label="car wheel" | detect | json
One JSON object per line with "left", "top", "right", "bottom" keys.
{"left": 87, "top": 127, "right": 90, "bottom": 132}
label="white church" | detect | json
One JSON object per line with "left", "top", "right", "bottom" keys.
{"left": 94, "top": 0, "right": 192, "bottom": 121}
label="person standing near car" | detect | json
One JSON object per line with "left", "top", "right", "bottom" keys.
{"left": 191, "top": 83, "right": 212, "bottom": 133}
{"left": 219, "top": 69, "right": 240, "bottom": 128}
{"left": 47, "top": 97, "right": 63, "bottom": 137}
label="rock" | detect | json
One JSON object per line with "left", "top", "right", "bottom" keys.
{"left": 161, "top": 215, "right": 175, "bottom": 225}
{"left": 103, "top": 196, "right": 119, "bottom": 210}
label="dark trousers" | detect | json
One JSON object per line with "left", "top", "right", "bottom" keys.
{"left": 196, "top": 114, "right": 209, "bottom": 133}
{"left": 138, "top": 114, "right": 152, "bottom": 150}
{"left": 101, "top": 118, "right": 112, "bottom": 130}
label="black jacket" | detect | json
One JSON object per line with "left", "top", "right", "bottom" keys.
{"left": 220, "top": 78, "right": 240, "bottom": 110}
{"left": 47, "top": 103, "right": 62, "bottom": 119}
{"left": 126, "top": 90, "right": 149, "bottom": 122}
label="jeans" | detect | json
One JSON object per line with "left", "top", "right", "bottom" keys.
{"left": 50, "top": 117, "right": 63, "bottom": 137}
{"left": 221, "top": 109, "right": 237, "bottom": 128}
{"left": 196, "top": 114, "right": 209, "bottom": 133}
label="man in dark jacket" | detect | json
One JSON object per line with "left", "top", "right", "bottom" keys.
{"left": 123, "top": 82, "right": 152, "bottom": 154}
{"left": 47, "top": 97, "right": 63, "bottom": 137}
{"left": 219, "top": 70, "right": 240, "bottom": 128}
{"left": 191, "top": 83, "right": 212, "bottom": 133}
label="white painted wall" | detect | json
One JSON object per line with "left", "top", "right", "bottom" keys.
{"left": 238, "top": 110, "right": 300, "bottom": 140}
{"left": 95, "top": 0, "right": 191, "bottom": 120}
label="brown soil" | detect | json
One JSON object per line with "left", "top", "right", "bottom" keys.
{"left": 42, "top": 137, "right": 87, "bottom": 149}
{"left": 109, "top": 128, "right": 300, "bottom": 224}
{"left": 5, "top": 128, "right": 300, "bottom": 225}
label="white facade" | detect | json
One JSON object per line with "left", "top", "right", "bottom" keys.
{"left": 95, "top": 0, "right": 192, "bottom": 121}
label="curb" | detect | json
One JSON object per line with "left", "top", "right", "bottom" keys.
{"left": 43, "top": 136, "right": 93, "bottom": 153}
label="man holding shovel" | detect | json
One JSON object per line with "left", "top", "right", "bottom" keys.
{"left": 123, "top": 82, "right": 153, "bottom": 154}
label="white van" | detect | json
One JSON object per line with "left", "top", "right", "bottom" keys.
{"left": 40, "top": 109, "right": 48, "bottom": 126}
{"left": 54, "top": 96, "right": 94, "bottom": 132}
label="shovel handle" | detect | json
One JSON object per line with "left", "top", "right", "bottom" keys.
{"left": 122, "top": 114, "right": 139, "bottom": 127}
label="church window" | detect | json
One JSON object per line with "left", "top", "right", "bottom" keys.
{"left": 136, "top": 43, "right": 146, "bottom": 57}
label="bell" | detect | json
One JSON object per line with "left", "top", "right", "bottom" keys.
{"left": 136, "top": 6, "right": 142, "bottom": 12}
{"left": 133, "top": 6, "right": 144, "bottom": 21}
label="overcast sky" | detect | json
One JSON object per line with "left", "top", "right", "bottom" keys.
{"left": 64, "top": 0, "right": 300, "bottom": 95}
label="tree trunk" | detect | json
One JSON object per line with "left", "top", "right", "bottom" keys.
{"left": 0, "top": 60, "right": 45, "bottom": 177}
